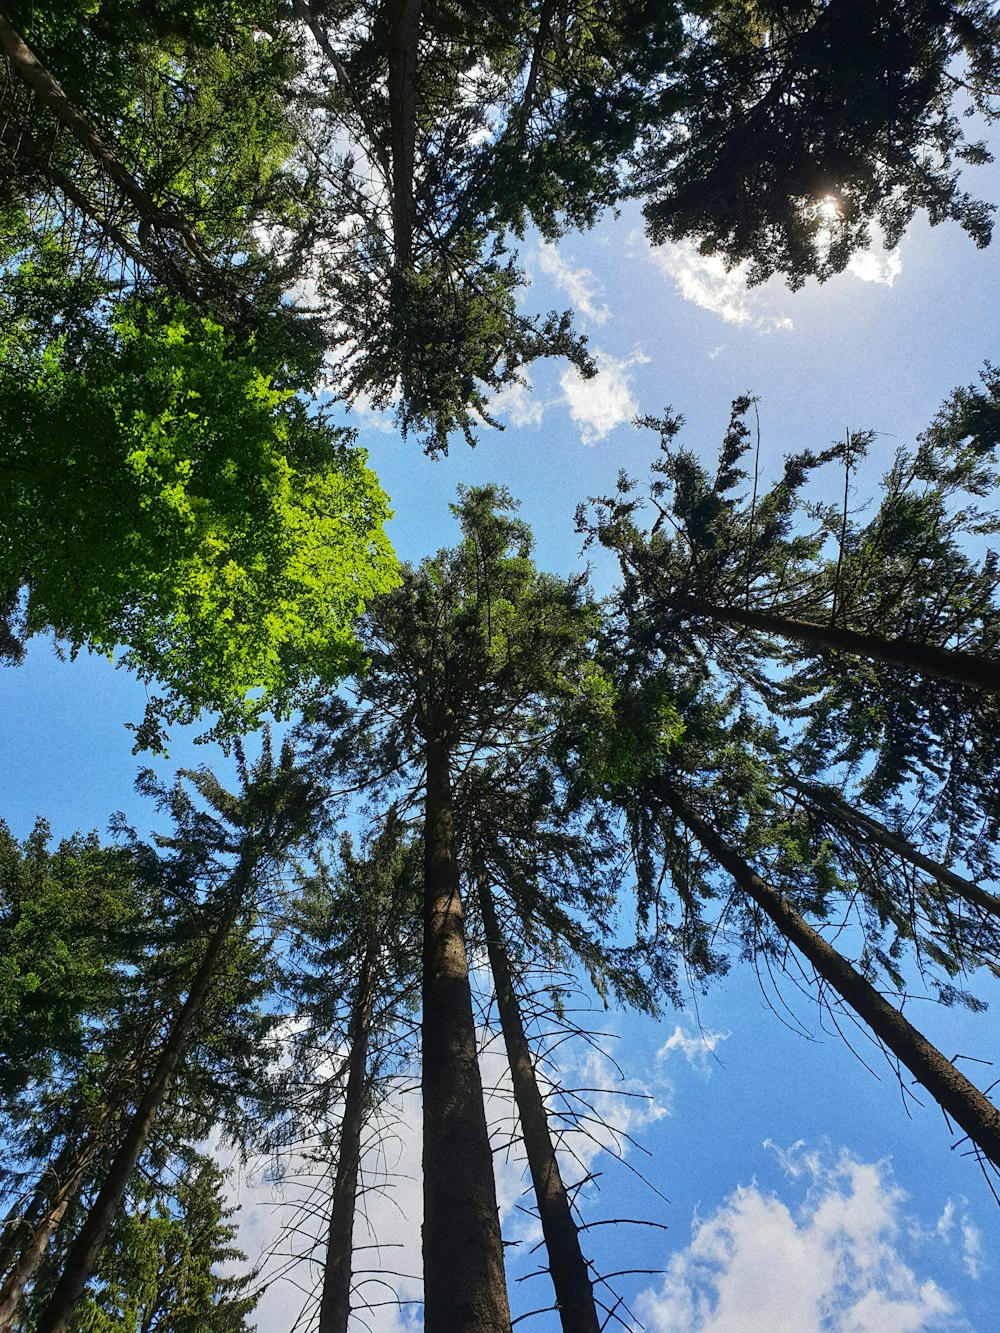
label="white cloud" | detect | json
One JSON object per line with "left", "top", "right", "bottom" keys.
{"left": 642, "top": 236, "right": 794, "bottom": 333}
{"left": 635, "top": 1145, "right": 966, "bottom": 1333}
{"left": 846, "top": 248, "right": 903, "bottom": 286}
{"left": 559, "top": 348, "right": 649, "bottom": 445}
{"left": 657, "top": 1022, "right": 730, "bottom": 1070}
{"left": 928, "top": 1197, "right": 986, "bottom": 1282}
{"left": 536, "top": 240, "right": 610, "bottom": 325}
{"left": 490, "top": 372, "right": 545, "bottom": 429}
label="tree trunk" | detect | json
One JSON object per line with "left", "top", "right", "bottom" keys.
{"left": 476, "top": 872, "right": 601, "bottom": 1333}
{"left": 0, "top": 1133, "right": 98, "bottom": 1332}
{"left": 422, "top": 732, "right": 511, "bottom": 1333}
{"left": 385, "top": 0, "right": 422, "bottom": 272}
{"left": 34, "top": 861, "right": 253, "bottom": 1333}
{"left": 670, "top": 596, "right": 1000, "bottom": 696}
{"left": 318, "top": 930, "right": 378, "bottom": 1333}
{"left": 782, "top": 774, "right": 1000, "bottom": 920}
{"left": 657, "top": 781, "right": 1000, "bottom": 1167}
{"left": 0, "top": 16, "right": 211, "bottom": 265}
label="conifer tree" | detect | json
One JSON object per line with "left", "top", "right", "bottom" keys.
{"left": 302, "top": 485, "right": 598, "bottom": 1331}
{"left": 30, "top": 740, "right": 319, "bottom": 1333}
{"left": 278, "top": 816, "right": 421, "bottom": 1333}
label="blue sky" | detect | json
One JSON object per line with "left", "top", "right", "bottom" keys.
{"left": 3, "top": 159, "right": 1000, "bottom": 1328}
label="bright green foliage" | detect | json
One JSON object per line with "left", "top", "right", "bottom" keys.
{"left": 0, "top": 295, "right": 398, "bottom": 747}
{"left": 67, "top": 1153, "right": 258, "bottom": 1333}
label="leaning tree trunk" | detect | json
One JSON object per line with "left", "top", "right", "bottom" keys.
{"left": 656, "top": 781, "right": 1000, "bottom": 1167}
{"left": 782, "top": 773, "right": 1000, "bottom": 920}
{"left": 0, "top": 1130, "right": 100, "bottom": 1332}
{"left": 422, "top": 731, "right": 511, "bottom": 1333}
{"left": 34, "top": 860, "right": 254, "bottom": 1333}
{"left": 669, "top": 595, "right": 1000, "bottom": 696}
{"left": 0, "top": 16, "right": 212, "bottom": 268}
{"left": 476, "top": 871, "right": 601, "bottom": 1333}
{"left": 318, "top": 930, "right": 379, "bottom": 1333}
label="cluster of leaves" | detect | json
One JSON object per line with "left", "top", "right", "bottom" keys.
{"left": 0, "top": 289, "right": 398, "bottom": 747}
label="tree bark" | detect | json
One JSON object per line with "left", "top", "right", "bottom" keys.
{"left": 33, "top": 857, "right": 254, "bottom": 1333}
{"left": 476, "top": 871, "right": 601, "bottom": 1333}
{"left": 318, "top": 929, "right": 378, "bottom": 1333}
{"left": 0, "top": 1133, "right": 98, "bottom": 1332}
{"left": 422, "top": 731, "right": 511, "bottom": 1333}
{"left": 385, "top": 0, "right": 423, "bottom": 272}
{"left": 657, "top": 781, "right": 1000, "bottom": 1167}
{"left": 669, "top": 596, "right": 1000, "bottom": 696}
{"left": 0, "top": 15, "right": 211, "bottom": 266}
{"left": 782, "top": 774, "right": 1000, "bottom": 920}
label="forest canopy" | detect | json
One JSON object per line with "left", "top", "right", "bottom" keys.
{"left": 2, "top": 2, "right": 1000, "bottom": 1331}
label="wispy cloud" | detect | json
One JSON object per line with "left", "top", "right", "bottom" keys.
{"left": 931, "top": 1197, "right": 987, "bottom": 1281}
{"left": 636, "top": 1144, "right": 967, "bottom": 1333}
{"left": 536, "top": 239, "right": 611, "bottom": 325}
{"left": 559, "top": 347, "right": 649, "bottom": 444}
{"left": 657, "top": 1022, "right": 730, "bottom": 1071}
{"left": 641, "top": 235, "right": 794, "bottom": 333}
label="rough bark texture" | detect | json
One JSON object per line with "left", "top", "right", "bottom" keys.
{"left": 477, "top": 872, "right": 601, "bottom": 1333}
{"left": 658, "top": 782, "right": 1000, "bottom": 1168}
{"left": 318, "top": 931, "right": 378, "bottom": 1333}
{"left": 672, "top": 596, "right": 1000, "bottom": 695}
{"left": 783, "top": 774, "right": 1000, "bottom": 920}
{"left": 34, "top": 863, "right": 252, "bottom": 1333}
{"left": 422, "top": 733, "right": 511, "bottom": 1333}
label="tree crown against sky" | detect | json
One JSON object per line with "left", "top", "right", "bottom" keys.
{"left": 0, "top": 288, "right": 399, "bottom": 749}
{"left": 5, "top": 2, "right": 1000, "bottom": 452}
{"left": 3, "top": 3, "right": 1000, "bottom": 1327}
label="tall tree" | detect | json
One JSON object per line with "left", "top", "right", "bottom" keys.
{"left": 561, "top": 632, "right": 1000, "bottom": 1168}
{"left": 579, "top": 386, "right": 1000, "bottom": 876}
{"left": 28, "top": 1152, "right": 259, "bottom": 1333}
{"left": 278, "top": 818, "right": 421, "bottom": 1333}
{"left": 32, "top": 740, "right": 319, "bottom": 1333}
{"left": 474, "top": 866, "right": 601, "bottom": 1333}
{"left": 302, "top": 485, "right": 599, "bottom": 1331}
{"left": 0, "top": 824, "right": 154, "bottom": 1330}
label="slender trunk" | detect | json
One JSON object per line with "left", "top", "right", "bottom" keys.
{"left": 292, "top": 1, "right": 393, "bottom": 187}
{"left": 318, "top": 930, "right": 379, "bottom": 1333}
{"left": 476, "top": 873, "right": 600, "bottom": 1333}
{"left": 34, "top": 861, "right": 254, "bottom": 1333}
{"left": 783, "top": 774, "right": 1000, "bottom": 920}
{"left": 0, "top": 16, "right": 210, "bottom": 264}
{"left": 385, "top": 0, "right": 422, "bottom": 272}
{"left": 0, "top": 1135, "right": 97, "bottom": 1331}
{"left": 670, "top": 596, "right": 1000, "bottom": 696}
{"left": 657, "top": 781, "right": 1000, "bottom": 1167}
{"left": 521, "top": 0, "right": 557, "bottom": 120}
{"left": 422, "top": 732, "right": 511, "bottom": 1333}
